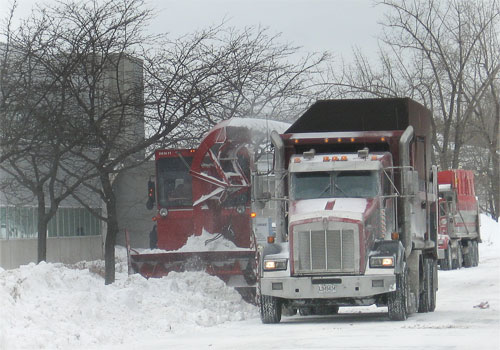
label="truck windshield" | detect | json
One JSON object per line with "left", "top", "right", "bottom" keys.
{"left": 157, "top": 156, "right": 193, "bottom": 207}
{"left": 291, "top": 170, "right": 378, "bottom": 200}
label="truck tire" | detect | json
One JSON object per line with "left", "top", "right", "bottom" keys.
{"left": 463, "top": 242, "right": 473, "bottom": 268}
{"left": 440, "top": 248, "right": 452, "bottom": 270}
{"left": 475, "top": 241, "right": 480, "bottom": 266}
{"left": 430, "top": 259, "right": 437, "bottom": 312}
{"left": 260, "top": 295, "right": 282, "bottom": 324}
{"left": 472, "top": 241, "right": 479, "bottom": 267}
{"left": 452, "top": 246, "right": 463, "bottom": 269}
{"left": 388, "top": 265, "right": 409, "bottom": 321}
{"left": 418, "top": 258, "right": 437, "bottom": 313}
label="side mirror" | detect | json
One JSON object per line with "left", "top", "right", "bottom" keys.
{"left": 146, "top": 179, "right": 156, "bottom": 210}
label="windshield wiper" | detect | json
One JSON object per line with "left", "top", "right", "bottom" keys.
{"left": 318, "top": 184, "right": 331, "bottom": 197}
{"left": 334, "top": 183, "right": 349, "bottom": 197}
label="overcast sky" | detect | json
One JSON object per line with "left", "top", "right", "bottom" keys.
{"left": 1, "top": 0, "right": 385, "bottom": 59}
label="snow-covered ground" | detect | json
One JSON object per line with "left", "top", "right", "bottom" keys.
{"left": 1, "top": 215, "right": 499, "bottom": 350}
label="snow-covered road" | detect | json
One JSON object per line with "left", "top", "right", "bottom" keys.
{"left": 108, "top": 233, "right": 500, "bottom": 350}
{"left": 1, "top": 215, "right": 498, "bottom": 350}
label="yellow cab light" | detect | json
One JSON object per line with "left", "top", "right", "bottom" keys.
{"left": 350, "top": 137, "right": 355, "bottom": 142}
{"left": 250, "top": 212, "right": 257, "bottom": 218}
{"left": 371, "top": 155, "right": 378, "bottom": 161}
{"left": 324, "top": 138, "right": 329, "bottom": 143}
{"left": 323, "top": 156, "right": 330, "bottom": 162}
{"left": 337, "top": 138, "right": 342, "bottom": 143}
{"left": 332, "top": 156, "right": 339, "bottom": 161}
{"left": 341, "top": 155, "right": 348, "bottom": 161}
{"left": 381, "top": 137, "right": 386, "bottom": 142}
{"left": 293, "top": 157, "right": 301, "bottom": 163}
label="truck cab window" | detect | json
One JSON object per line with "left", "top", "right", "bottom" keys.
{"left": 335, "top": 171, "right": 378, "bottom": 198}
{"left": 157, "top": 157, "right": 193, "bottom": 207}
{"left": 291, "top": 170, "right": 378, "bottom": 200}
{"left": 292, "top": 172, "right": 330, "bottom": 200}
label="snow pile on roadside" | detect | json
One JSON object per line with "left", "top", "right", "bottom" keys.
{"left": 176, "top": 229, "right": 251, "bottom": 252}
{"left": 0, "top": 248, "right": 257, "bottom": 350}
{"left": 136, "top": 228, "right": 251, "bottom": 254}
{"left": 479, "top": 214, "right": 499, "bottom": 259}
{"left": 480, "top": 214, "right": 499, "bottom": 244}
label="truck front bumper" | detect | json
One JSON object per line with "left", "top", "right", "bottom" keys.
{"left": 260, "top": 274, "right": 396, "bottom": 299}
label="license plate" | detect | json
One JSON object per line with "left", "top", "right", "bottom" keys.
{"left": 317, "top": 284, "right": 336, "bottom": 293}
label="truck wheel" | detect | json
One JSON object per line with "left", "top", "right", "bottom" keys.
{"left": 440, "top": 248, "right": 452, "bottom": 270}
{"left": 388, "top": 265, "right": 409, "bottom": 321}
{"left": 452, "top": 246, "right": 463, "bottom": 269}
{"left": 472, "top": 241, "right": 479, "bottom": 267}
{"left": 418, "top": 258, "right": 437, "bottom": 313}
{"left": 463, "top": 242, "right": 473, "bottom": 268}
{"left": 429, "top": 261, "right": 437, "bottom": 312}
{"left": 260, "top": 295, "right": 282, "bottom": 324}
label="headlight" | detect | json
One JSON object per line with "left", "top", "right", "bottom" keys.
{"left": 369, "top": 256, "right": 395, "bottom": 268}
{"left": 159, "top": 208, "right": 168, "bottom": 217}
{"left": 263, "top": 258, "right": 287, "bottom": 271}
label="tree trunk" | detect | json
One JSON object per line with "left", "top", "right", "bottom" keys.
{"left": 37, "top": 217, "right": 49, "bottom": 263}
{"left": 490, "top": 88, "right": 499, "bottom": 220}
{"left": 36, "top": 198, "right": 48, "bottom": 263}
{"left": 101, "top": 172, "right": 118, "bottom": 285}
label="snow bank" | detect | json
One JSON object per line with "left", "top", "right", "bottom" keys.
{"left": 480, "top": 213, "right": 499, "bottom": 244}
{"left": 479, "top": 213, "right": 499, "bottom": 259}
{"left": 136, "top": 228, "right": 251, "bottom": 254}
{"left": 0, "top": 247, "right": 257, "bottom": 350}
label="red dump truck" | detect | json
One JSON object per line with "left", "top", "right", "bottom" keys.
{"left": 255, "top": 98, "right": 439, "bottom": 322}
{"left": 129, "top": 118, "right": 287, "bottom": 301}
{"left": 437, "top": 169, "right": 480, "bottom": 270}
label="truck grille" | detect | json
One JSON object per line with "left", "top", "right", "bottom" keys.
{"left": 292, "top": 225, "right": 359, "bottom": 274}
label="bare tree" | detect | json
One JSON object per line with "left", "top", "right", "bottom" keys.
{"left": 2, "top": 0, "right": 328, "bottom": 283}
{"left": 0, "top": 2, "right": 102, "bottom": 261}
{"left": 145, "top": 26, "right": 328, "bottom": 149}
{"left": 322, "top": 0, "right": 499, "bottom": 218}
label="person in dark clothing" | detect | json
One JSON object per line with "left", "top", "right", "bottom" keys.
{"left": 149, "top": 224, "right": 158, "bottom": 249}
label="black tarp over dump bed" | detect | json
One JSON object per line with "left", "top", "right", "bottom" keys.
{"left": 285, "top": 98, "right": 431, "bottom": 136}
{"left": 283, "top": 97, "right": 433, "bottom": 181}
